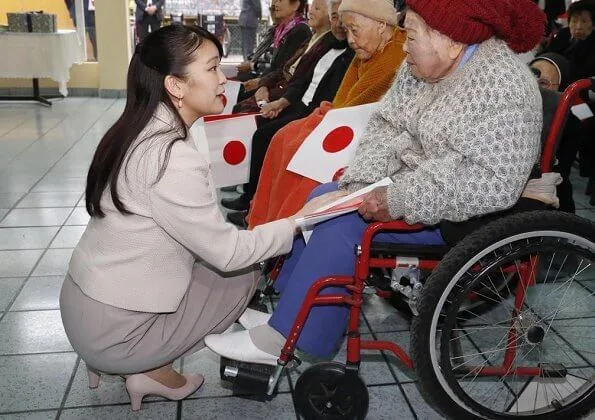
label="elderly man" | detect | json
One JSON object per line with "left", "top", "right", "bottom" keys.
{"left": 206, "top": 0, "right": 544, "bottom": 363}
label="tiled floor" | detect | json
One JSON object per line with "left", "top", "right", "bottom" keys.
{"left": 0, "top": 98, "right": 594, "bottom": 420}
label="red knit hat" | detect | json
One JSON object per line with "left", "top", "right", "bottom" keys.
{"left": 406, "top": 0, "right": 546, "bottom": 53}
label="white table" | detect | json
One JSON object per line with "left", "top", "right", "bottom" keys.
{"left": 0, "top": 29, "right": 85, "bottom": 105}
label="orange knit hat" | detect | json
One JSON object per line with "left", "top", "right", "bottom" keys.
{"left": 406, "top": 0, "right": 546, "bottom": 53}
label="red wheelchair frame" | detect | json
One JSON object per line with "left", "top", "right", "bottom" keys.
{"left": 267, "top": 78, "right": 594, "bottom": 381}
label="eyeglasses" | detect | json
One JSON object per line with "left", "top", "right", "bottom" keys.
{"left": 530, "top": 67, "right": 559, "bottom": 90}
{"left": 537, "top": 78, "right": 559, "bottom": 89}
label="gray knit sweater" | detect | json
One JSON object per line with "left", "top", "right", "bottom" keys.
{"left": 338, "top": 38, "right": 543, "bottom": 225}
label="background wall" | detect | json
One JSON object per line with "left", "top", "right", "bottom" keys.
{"left": 0, "top": 0, "right": 131, "bottom": 94}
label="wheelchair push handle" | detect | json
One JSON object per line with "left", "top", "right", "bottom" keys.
{"left": 541, "top": 78, "right": 594, "bottom": 173}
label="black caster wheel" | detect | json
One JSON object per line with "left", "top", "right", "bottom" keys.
{"left": 295, "top": 362, "right": 368, "bottom": 420}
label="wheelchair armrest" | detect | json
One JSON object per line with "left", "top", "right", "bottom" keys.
{"left": 359, "top": 221, "right": 425, "bottom": 255}
{"left": 370, "top": 242, "right": 451, "bottom": 259}
{"left": 356, "top": 221, "right": 426, "bottom": 279}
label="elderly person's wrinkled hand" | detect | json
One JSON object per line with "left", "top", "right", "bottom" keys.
{"left": 254, "top": 86, "right": 270, "bottom": 103}
{"left": 261, "top": 99, "right": 289, "bottom": 119}
{"left": 358, "top": 187, "right": 392, "bottom": 222}
{"left": 243, "top": 78, "right": 260, "bottom": 92}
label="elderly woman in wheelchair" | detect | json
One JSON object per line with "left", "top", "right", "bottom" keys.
{"left": 207, "top": 0, "right": 595, "bottom": 418}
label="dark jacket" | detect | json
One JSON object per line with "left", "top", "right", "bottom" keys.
{"left": 261, "top": 22, "right": 312, "bottom": 78}
{"left": 304, "top": 46, "right": 355, "bottom": 111}
{"left": 260, "top": 31, "right": 339, "bottom": 101}
{"left": 135, "top": 0, "right": 165, "bottom": 22}
{"left": 544, "top": 28, "right": 595, "bottom": 86}
{"left": 65, "top": 0, "right": 95, "bottom": 27}
{"left": 239, "top": 0, "right": 262, "bottom": 28}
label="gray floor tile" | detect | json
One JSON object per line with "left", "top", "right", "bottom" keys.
{"left": 0, "top": 410, "right": 58, "bottom": 419}
{"left": 0, "top": 352, "right": 77, "bottom": 412}
{"left": 576, "top": 209, "right": 595, "bottom": 221}
{"left": 32, "top": 177, "right": 86, "bottom": 193}
{"left": 0, "top": 208, "right": 72, "bottom": 227}
{"left": 0, "top": 249, "right": 43, "bottom": 277}
{"left": 0, "top": 278, "right": 26, "bottom": 311}
{"left": 182, "top": 347, "right": 241, "bottom": 398}
{"left": 366, "top": 385, "right": 415, "bottom": 419}
{"left": 50, "top": 226, "right": 86, "bottom": 248}
{"left": 0, "top": 310, "right": 72, "bottom": 354}
{"left": 362, "top": 294, "right": 411, "bottom": 333}
{"left": 64, "top": 362, "right": 168, "bottom": 408}
{"left": 400, "top": 382, "right": 445, "bottom": 419}
{"left": 16, "top": 192, "right": 81, "bottom": 208}
{"left": 290, "top": 332, "right": 395, "bottom": 388}
{"left": 0, "top": 193, "right": 24, "bottom": 208}
{"left": 31, "top": 249, "right": 73, "bottom": 276}
{"left": 376, "top": 331, "right": 417, "bottom": 383}
{"left": 0, "top": 209, "right": 7, "bottom": 220}
{"left": 553, "top": 317, "right": 595, "bottom": 364}
{"left": 65, "top": 207, "right": 89, "bottom": 225}
{"left": 60, "top": 401, "right": 178, "bottom": 420}
{"left": 182, "top": 393, "right": 296, "bottom": 420}
{"left": 10, "top": 276, "right": 64, "bottom": 311}
{"left": 0, "top": 227, "right": 59, "bottom": 250}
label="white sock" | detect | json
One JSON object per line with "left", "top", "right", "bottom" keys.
{"left": 249, "top": 324, "right": 286, "bottom": 356}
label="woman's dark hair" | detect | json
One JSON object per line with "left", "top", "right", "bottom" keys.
{"left": 568, "top": 0, "right": 595, "bottom": 24}
{"left": 85, "top": 25, "right": 222, "bottom": 218}
{"left": 293, "top": 0, "right": 308, "bottom": 16}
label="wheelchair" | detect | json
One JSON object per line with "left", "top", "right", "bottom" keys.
{"left": 220, "top": 78, "right": 595, "bottom": 419}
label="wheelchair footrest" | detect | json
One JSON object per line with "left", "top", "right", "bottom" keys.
{"left": 220, "top": 357, "right": 276, "bottom": 401}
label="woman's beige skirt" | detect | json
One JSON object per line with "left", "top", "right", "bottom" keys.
{"left": 60, "top": 263, "right": 257, "bottom": 374}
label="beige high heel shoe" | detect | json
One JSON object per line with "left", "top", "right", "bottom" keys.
{"left": 125, "top": 373, "right": 204, "bottom": 411}
{"left": 86, "top": 366, "right": 101, "bottom": 389}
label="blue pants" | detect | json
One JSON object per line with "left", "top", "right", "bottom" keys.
{"left": 268, "top": 182, "right": 445, "bottom": 358}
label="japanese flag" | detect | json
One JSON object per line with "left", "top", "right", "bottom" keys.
{"left": 203, "top": 113, "right": 258, "bottom": 188}
{"left": 221, "top": 80, "right": 242, "bottom": 115}
{"left": 286, "top": 103, "right": 378, "bottom": 183}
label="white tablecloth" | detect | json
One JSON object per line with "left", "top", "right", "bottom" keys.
{"left": 0, "top": 30, "right": 85, "bottom": 96}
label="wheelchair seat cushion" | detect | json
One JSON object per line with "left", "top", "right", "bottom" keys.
{"left": 439, "top": 197, "right": 548, "bottom": 245}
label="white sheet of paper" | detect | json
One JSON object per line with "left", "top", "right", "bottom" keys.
{"left": 571, "top": 103, "right": 594, "bottom": 121}
{"left": 203, "top": 114, "right": 258, "bottom": 188}
{"left": 222, "top": 80, "right": 242, "bottom": 115}
{"left": 298, "top": 177, "right": 393, "bottom": 242}
{"left": 287, "top": 103, "right": 378, "bottom": 183}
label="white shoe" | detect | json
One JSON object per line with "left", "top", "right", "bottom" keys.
{"left": 238, "top": 308, "right": 272, "bottom": 330}
{"left": 204, "top": 330, "right": 278, "bottom": 366}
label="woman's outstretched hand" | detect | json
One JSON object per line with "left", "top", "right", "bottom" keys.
{"left": 288, "top": 190, "right": 349, "bottom": 230}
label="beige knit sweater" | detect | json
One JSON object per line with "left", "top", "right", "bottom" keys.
{"left": 68, "top": 105, "right": 294, "bottom": 313}
{"left": 339, "top": 38, "right": 543, "bottom": 225}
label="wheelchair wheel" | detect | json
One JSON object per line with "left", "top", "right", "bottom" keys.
{"left": 411, "top": 211, "right": 595, "bottom": 419}
{"left": 294, "top": 362, "right": 368, "bottom": 420}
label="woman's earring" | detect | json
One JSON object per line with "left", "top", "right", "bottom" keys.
{"left": 178, "top": 97, "right": 183, "bottom": 109}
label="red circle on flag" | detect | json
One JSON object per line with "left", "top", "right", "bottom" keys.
{"left": 221, "top": 94, "right": 228, "bottom": 107}
{"left": 223, "top": 140, "right": 246, "bottom": 165}
{"left": 322, "top": 126, "right": 354, "bottom": 153}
